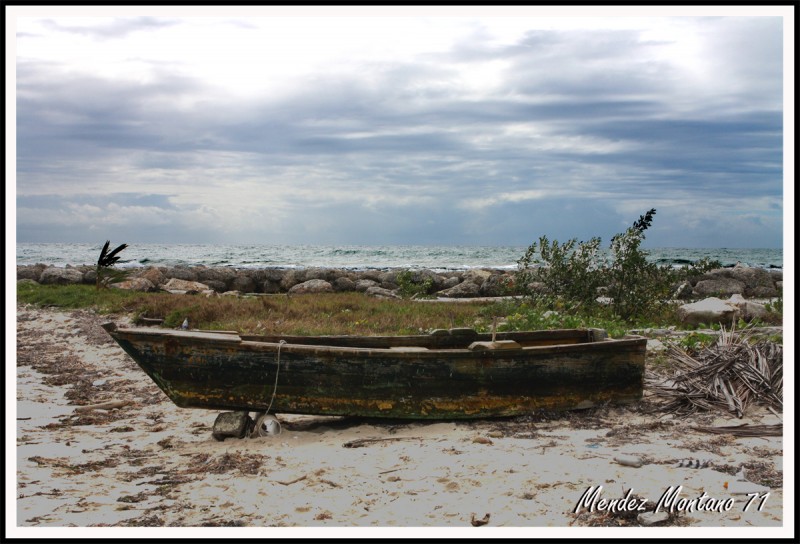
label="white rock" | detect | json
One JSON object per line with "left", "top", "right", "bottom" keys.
{"left": 613, "top": 454, "right": 644, "bottom": 468}
{"left": 163, "top": 278, "right": 211, "bottom": 292}
{"left": 677, "top": 297, "right": 738, "bottom": 327}
{"left": 725, "top": 294, "right": 768, "bottom": 322}
{"left": 111, "top": 278, "right": 156, "bottom": 292}
{"left": 288, "top": 279, "right": 334, "bottom": 295}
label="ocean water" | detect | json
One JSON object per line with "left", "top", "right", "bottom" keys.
{"left": 15, "top": 243, "right": 783, "bottom": 272}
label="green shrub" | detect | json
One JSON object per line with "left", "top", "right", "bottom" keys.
{"left": 516, "top": 235, "right": 604, "bottom": 310}
{"left": 606, "top": 209, "right": 675, "bottom": 321}
{"left": 516, "top": 209, "right": 680, "bottom": 323}
{"left": 676, "top": 331, "right": 716, "bottom": 352}
{"left": 396, "top": 270, "right": 434, "bottom": 299}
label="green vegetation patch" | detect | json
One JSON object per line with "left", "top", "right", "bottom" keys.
{"left": 17, "top": 282, "right": 142, "bottom": 313}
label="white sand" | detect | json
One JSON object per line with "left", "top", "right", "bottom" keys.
{"left": 10, "top": 306, "right": 791, "bottom": 538}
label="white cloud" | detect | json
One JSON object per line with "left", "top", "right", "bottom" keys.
{"left": 460, "top": 189, "right": 548, "bottom": 211}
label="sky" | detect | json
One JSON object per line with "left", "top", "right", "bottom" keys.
{"left": 8, "top": 6, "right": 793, "bottom": 248}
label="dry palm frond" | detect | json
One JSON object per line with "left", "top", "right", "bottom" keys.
{"left": 96, "top": 240, "right": 129, "bottom": 289}
{"left": 691, "top": 424, "right": 782, "bottom": 437}
{"left": 648, "top": 325, "right": 782, "bottom": 418}
{"left": 98, "top": 240, "right": 129, "bottom": 268}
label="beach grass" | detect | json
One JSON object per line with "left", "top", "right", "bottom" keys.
{"left": 16, "top": 283, "right": 500, "bottom": 336}
{"left": 16, "top": 282, "right": 143, "bottom": 313}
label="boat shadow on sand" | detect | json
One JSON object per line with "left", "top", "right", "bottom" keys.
{"left": 266, "top": 403, "right": 619, "bottom": 435}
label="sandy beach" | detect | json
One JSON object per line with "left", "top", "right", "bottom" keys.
{"left": 11, "top": 305, "right": 789, "bottom": 538}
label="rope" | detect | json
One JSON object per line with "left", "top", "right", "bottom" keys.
{"left": 252, "top": 340, "right": 286, "bottom": 438}
{"left": 265, "top": 340, "right": 286, "bottom": 415}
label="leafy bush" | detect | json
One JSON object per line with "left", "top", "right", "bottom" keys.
{"left": 606, "top": 209, "right": 675, "bottom": 321}
{"left": 516, "top": 209, "right": 680, "bottom": 323}
{"left": 676, "top": 331, "right": 717, "bottom": 352}
{"left": 516, "top": 236, "right": 604, "bottom": 311}
{"left": 396, "top": 270, "right": 434, "bottom": 299}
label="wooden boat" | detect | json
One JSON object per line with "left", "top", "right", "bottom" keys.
{"left": 101, "top": 323, "right": 647, "bottom": 420}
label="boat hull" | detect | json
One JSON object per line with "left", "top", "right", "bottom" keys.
{"left": 102, "top": 324, "right": 647, "bottom": 419}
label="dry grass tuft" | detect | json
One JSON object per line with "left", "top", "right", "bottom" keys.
{"left": 129, "top": 292, "right": 497, "bottom": 336}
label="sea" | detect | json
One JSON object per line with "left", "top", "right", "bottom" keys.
{"left": 15, "top": 243, "right": 784, "bottom": 272}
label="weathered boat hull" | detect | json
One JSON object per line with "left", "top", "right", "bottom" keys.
{"left": 102, "top": 324, "right": 647, "bottom": 419}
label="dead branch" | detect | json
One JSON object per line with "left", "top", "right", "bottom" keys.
{"left": 276, "top": 475, "right": 308, "bottom": 486}
{"left": 342, "top": 437, "right": 422, "bottom": 448}
{"left": 74, "top": 400, "right": 132, "bottom": 413}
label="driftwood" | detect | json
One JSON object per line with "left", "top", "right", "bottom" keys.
{"left": 276, "top": 475, "right": 308, "bottom": 486}
{"left": 74, "top": 400, "right": 132, "bottom": 413}
{"left": 342, "top": 437, "right": 422, "bottom": 448}
{"left": 648, "top": 326, "right": 782, "bottom": 418}
{"left": 276, "top": 473, "right": 340, "bottom": 488}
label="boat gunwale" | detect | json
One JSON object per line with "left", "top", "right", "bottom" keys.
{"left": 233, "top": 339, "right": 647, "bottom": 357}
{"left": 102, "top": 323, "right": 647, "bottom": 356}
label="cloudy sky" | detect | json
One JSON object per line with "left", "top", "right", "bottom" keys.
{"left": 9, "top": 6, "right": 791, "bottom": 248}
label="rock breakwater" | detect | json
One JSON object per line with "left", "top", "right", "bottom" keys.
{"left": 16, "top": 264, "right": 516, "bottom": 298}
{"left": 17, "top": 263, "right": 782, "bottom": 301}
